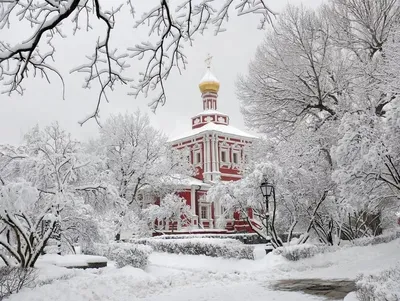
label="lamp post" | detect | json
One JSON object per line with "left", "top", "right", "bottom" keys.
{"left": 260, "top": 177, "right": 275, "bottom": 254}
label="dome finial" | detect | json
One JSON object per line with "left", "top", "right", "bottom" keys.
{"left": 199, "top": 54, "right": 220, "bottom": 94}
{"left": 205, "top": 53, "right": 213, "bottom": 69}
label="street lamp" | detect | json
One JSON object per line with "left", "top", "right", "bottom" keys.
{"left": 260, "top": 177, "right": 275, "bottom": 254}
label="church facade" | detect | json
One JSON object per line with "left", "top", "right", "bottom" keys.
{"left": 164, "top": 64, "right": 258, "bottom": 233}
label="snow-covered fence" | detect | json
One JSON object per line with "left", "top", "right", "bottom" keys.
{"left": 273, "top": 243, "right": 337, "bottom": 261}
{"left": 351, "top": 229, "right": 400, "bottom": 247}
{"left": 356, "top": 264, "right": 400, "bottom": 301}
{"left": 84, "top": 243, "right": 153, "bottom": 269}
{"left": 132, "top": 238, "right": 255, "bottom": 260}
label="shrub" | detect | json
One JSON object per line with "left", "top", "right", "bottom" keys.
{"left": 84, "top": 243, "right": 152, "bottom": 269}
{"left": 356, "top": 264, "right": 400, "bottom": 301}
{"left": 352, "top": 230, "right": 400, "bottom": 247}
{"left": 0, "top": 267, "right": 37, "bottom": 300}
{"left": 132, "top": 238, "right": 254, "bottom": 260}
{"left": 274, "top": 243, "right": 336, "bottom": 261}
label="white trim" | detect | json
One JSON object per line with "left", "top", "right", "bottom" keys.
{"left": 220, "top": 173, "right": 242, "bottom": 178}
{"left": 168, "top": 124, "right": 257, "bottom": 143}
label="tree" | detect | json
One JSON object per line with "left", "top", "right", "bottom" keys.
{"left": 208, "top": 162, "right": 287, "bottom": 248}
{"left": 238, "top": 4, "right": 350, "bottom": 139}
{"left": 144, "top": 193, "right": 192, "bottom": 233}
{"left": 0, "top": 0, "right": 276, "bottom": 124}
{"left": 0, "top": 123, "right": 113, "bottom": 259}
{"left": 328, "top": 0, "right": 400, "bottom": 235}
{"left": 97, "top": 110, "right": 194, "bottom": 239}
{"left": 238, "top": 0, "right": 400, "bottom": 242}
{"left": 0, "top": 181, "right": 58, "bottom": 267}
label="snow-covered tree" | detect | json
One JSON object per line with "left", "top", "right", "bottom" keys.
{"left": 238, "top": 0, "right": 400, "bottom": 241}
{"left": 0, "top": 0, "right": 276, "bottom": 124}
{"left": 238, "top": 4, "right": 350, "bottom": 139}
{"left": 0, "top": 181, "right": 59, "bottom": 267}
{"left": 208, "top": 162, "right": 287, "bottom": 248}
{"left": 0, "top": 123, "right": 113, "bottom": 257}
{"left": 97, "top": 110, "right": 194, "bottom": 239}
{"left": 144, "top": 193, "right": 192, "bottom": 233}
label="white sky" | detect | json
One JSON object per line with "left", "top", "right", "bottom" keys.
{"left": 0, "top": 0, "right": 324, "bottom": 145}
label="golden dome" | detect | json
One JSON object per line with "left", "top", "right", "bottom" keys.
{"left": 199, "top": 69, "right": 220, "bottom": 94}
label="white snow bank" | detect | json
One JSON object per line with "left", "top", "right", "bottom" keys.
{"left": 344, "top": 292, "right": 358, "bottom": 301}
{"left": 148, "top": 250, "right": 285, "bottom": 276}
{"left": 6, "top": 239, "right": 400, "bottom": 301}
{"left": 6, "top": 266, "right": 159, "bottom": 301}
{"left": 356, "top": 262, "right": 400, "bottom": 301}
{"left": 38, "top": 254, "right": 107, "bottom": 267}
{"left": 271, "top": 238, "right": 400, "bottom": 280}
{"left": 33, "top": 263, "right": 75, "bottom": 285}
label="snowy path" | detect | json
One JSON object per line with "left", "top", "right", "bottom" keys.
{"left": 140, "top": 281, "right": 323, "bottom": 301}
{"left": 6, "top": 239, "right": 400, "bottom": 301}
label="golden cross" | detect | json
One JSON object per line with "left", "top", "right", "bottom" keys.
{"left": 205, "top": 53, "right": 213, "bottom": 69}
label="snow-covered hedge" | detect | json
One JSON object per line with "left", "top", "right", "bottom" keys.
{"left": 132, "top": 238, "right": 255, "bottom": 260}
{"left": 151, "top": 233, "right": 302, "bottom": 244}
{"left": 84, "top": 243, "right": 152, "bottom": 269}
{"left": 356, "top": 264, "right": 400, "bottom": 301}
{"left": 352, "top": 230, "right": 400, "bottom": 247}
{"left": 154, "top": 233, "right": 260, "bottom": 241}
{"left": 273, "top": 243, "right": 336, "bottom": 261}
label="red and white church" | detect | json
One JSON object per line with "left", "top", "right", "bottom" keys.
{"left": 164, "top": 61, "right": 258, "bottom": 233}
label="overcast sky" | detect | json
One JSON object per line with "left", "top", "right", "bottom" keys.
{"left": 1, "top": 0, "right": 324, "bottom": 146}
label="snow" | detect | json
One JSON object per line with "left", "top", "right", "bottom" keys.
{"left": 38, "top": 254, "right": 107, "bottom": 268}
{"left": 192, "top": 110, "right": 228, "bottom": 117}
{"left": 5, "top": 239, "right": 400, "bottom": 301}
{"left": 199, "top": 69, "right": 219, "bottom": 84}
{"left": 169, "top": 121, "right": 258, "bottom": 142}
{"left": 344, "top": 292, "right": 358, "bottom": 301}
{"left": 158, "top": 174, "right": 212, "bottom": 188}
{"left": 170, "top": 228, "right": 228, "bottom": 233}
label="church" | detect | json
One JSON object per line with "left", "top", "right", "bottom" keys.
{"left": 163, "top": 59, "right": 258, "bottom": 234}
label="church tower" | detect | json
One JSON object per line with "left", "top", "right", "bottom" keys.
{"left": 170, "top": 55, "right": 256, "bottom": 183}
{"left": 158, "top": 55, "right": 259, "bottom": 232}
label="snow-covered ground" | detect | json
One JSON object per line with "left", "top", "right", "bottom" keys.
{"left": 6, "top": 239, "right": 400, "bottom": 301}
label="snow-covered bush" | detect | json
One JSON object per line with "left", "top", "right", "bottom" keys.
{"left": 0, "top": 267, "right": 37, "bottom": 300}
{"left": 356, "top": 264, "right": 400, "bottom": 301}
{"left": 274, "top": 243, "right": 336, "bottom": 261}
{"left": 352, "top": 230, "right": 400, "bottom": 247}
{"left": 133, "top": 238, "right": 255, "bottom": 260}
{"left": 84, "top": 243, "right": 152, "bottom": 269}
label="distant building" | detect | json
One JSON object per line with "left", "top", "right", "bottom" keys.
{"left": 159, "top": 61, "right": 258, "bottom": 234}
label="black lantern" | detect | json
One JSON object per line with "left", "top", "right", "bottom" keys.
{"left": 260, "top": 177, "right": 275, "bottom": 255}
{"left": 260, "top": 178, "right": 274, "bottom": 197}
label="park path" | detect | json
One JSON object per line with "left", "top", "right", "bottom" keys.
{"left": 271, "top": 278, "right": 356, "bottom": 300}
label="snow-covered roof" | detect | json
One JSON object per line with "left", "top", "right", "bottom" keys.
{"left": 192, "top": 110, "right": 228, "bottom": 117}
{"left": 159, "top": 174, "right": 211, "bottom": 189}
{"left": 200, "top": 69, "right": 219, "bottom": 84}
{"left": 169, "top": 122, "right": 258, "bottom": 142}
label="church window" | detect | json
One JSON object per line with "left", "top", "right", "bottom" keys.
{"left": 201, "top": 206, "right": 208, "bottom": 219}
{"left": 196, "top": 152, "right": 201, "bottom": 164}
{"left": 233, "top": 153, "right": 239, "bottom": 164}
{"left": 221, "top": 150, "right": 227, "bottom": 163}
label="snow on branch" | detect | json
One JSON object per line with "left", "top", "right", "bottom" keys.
{"left": 129, "top": 0, "right": 276, "bottom": 112}
{"left": 1, "top": 0, "right": 275, "bottom": 123}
